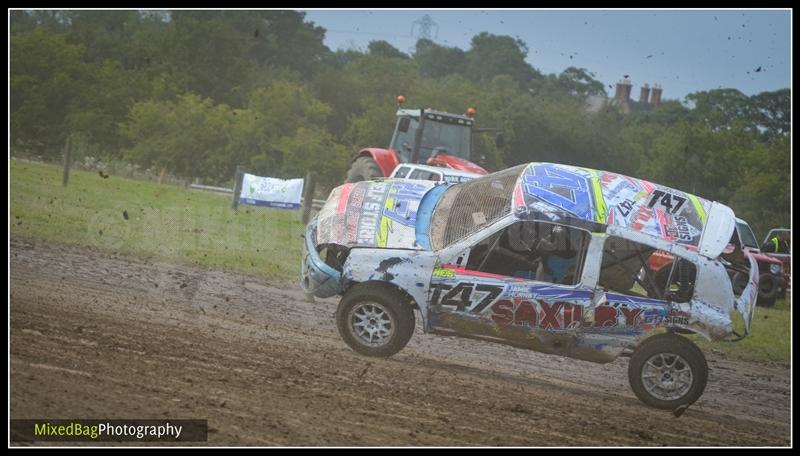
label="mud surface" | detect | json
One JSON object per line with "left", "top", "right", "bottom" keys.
{"left": 10, "top": 240, "right": 791, "bottom": 446}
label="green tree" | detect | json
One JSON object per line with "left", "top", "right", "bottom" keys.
{"left": 276, "top": 127, "right": 351, "bottom": 190}
{"left": 686, "top": 89, "right": 756, "bottom": 133}
{"left": 538, "top": 67, "right": 607, "bottom": 99}
{"left": 750, "top": 89, "right": 790, "bottom": 141}
{"left": 68, "top": 60, "right": 161, "bottom": 158}
{"left": 341, "top": 53, "right": 419, "bottom": 108}
{"left": 322, "top": 48, "right": 365, "bottom": 70}
{"left": 311, "top": 64, "right": 363, "bottom": 139}
{"left": 465, "top": 32, "right": 543, "bottom": 88}
{"left": 729, "top": 136, "right": 791, "bottom": 237}
{"left": 121, "top": 94, "right": 234, "bottom": 180}
{"left": 247, "top": 80, "right": 332, "bottom": 140}
{"left": 159, "top": 13, "right": 260, "bottom": 106}
{"left": 10, "top": 10, "right": 70, "bottom": 34}
{"left": 343, "top": 101, "right": 398, "bottom": 151}
{"left": 413, "top": 39, "right": 466, "bottom": 78}
{"left": 368, "top": 40, "right": 409, "bottom": 59}
{"left": 63, "top": 10, "right": 146, "bottom": 67}
{"left": 10, "top": 28, "right": 88, "bottom": 156}
{"left": 625, "top": 99, "right": 691, "bottom": 127}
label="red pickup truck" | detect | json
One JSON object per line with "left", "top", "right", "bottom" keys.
{"left": 649, "top": 218, "right": 784, "bottom": 307}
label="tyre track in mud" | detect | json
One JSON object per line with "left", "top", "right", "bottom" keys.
{"left": 10, "top": 240, "right": 790, "bottom": 446}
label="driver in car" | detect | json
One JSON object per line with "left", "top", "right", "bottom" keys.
{"left": 535, "top": 225, "right": 578, "bottom": 284}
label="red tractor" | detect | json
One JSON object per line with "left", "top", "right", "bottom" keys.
{"left": 345, "top": 96, "right": 503, "bottom": 182}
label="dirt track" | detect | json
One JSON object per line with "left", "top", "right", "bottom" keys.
{"left": 10, "top": 239, "right": 791, "bottom": 446}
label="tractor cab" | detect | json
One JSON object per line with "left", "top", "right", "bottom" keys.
{"left": 390, "top": 108, "right": 474, "bottom": 165}
{"left": 345, "top": 97, "right": 496, "bottom": 183}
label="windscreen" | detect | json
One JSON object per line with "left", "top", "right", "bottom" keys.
{"left": 736, "top": 221, "right": 759, "bottom": 248}
{"left": 429, "top": 165, "right": 526, "bottom": 250}
{"left": 417, "top": 120, "right": 471, "bottom": 161}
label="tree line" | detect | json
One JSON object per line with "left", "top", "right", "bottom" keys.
{"left": 10, "top": 10, "right": 790, "bottom": 237}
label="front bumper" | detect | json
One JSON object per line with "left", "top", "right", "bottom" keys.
{"left": 300, "top": 218, "right": 345, "bottom": 298}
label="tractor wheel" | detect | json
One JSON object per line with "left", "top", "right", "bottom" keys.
{"left": 346, "top": 156, "right": 383, "bottom": 183}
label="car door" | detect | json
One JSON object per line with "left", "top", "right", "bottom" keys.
{"left": 591, "top": 235, "right": 691, "bottom": 348}
{"left": 427, "top": 220, "right": 595, "bottom": 356}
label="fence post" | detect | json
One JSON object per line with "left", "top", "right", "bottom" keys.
{"left": 231, "top": 165, "right": 244, "bottom": 209}
{"left": 62, "top": 134, "right": 72, "bottom": 187}
{"left": 301, "top": 171, "right": 316, "bottom": 224}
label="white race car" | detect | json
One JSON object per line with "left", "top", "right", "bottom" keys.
{"left": 301, "top": 162, "right": 758, "bottom": 410}
{"left": 389, "top": 163, "right": 481, "bottom": 184}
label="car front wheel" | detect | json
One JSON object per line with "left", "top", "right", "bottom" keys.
{"left": 628, "top": 333, "right": 708, "bottom": 410}
{"left": 336, "top": 284, "right": 415, "bottom": 358}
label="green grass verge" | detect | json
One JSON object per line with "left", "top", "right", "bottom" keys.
{"left": 11, "top": 159, "right": 306, "bottom": 281}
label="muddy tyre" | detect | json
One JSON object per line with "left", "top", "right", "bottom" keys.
{"left": 336, "top": 284, "right": 415, "bottom": 358}
{"left": 756, "top": 274, "right": 778, "bottom": 307}
{"left": 628, "top": 333, "right": 708, "bottom": 410}
{"left": 346, "top": 156, "right": 383, "bottom": 183}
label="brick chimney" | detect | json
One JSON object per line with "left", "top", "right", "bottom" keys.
{"left": 651, "top": 84, "right": 663, "bottom": 107}
{"left": 639, "top": 83, "right": 650, "bottom": 104}
{"left": 616, "top": 78, "right": 632, "bottom": 113}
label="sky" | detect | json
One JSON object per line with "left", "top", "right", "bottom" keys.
{"left": 302, "top": 9, "right": 791, "bottom": 102}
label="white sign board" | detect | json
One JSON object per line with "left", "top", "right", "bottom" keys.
{"left": 239, "top": 173, "right": 304, "bottom": 210}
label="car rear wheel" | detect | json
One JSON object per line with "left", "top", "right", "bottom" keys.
{"left": 336, "top": 284, "right": 415, "bottom": 358}
{"left": 346, "top": 156, "right": 383, "bottom": 183}
{"left": 628, "top": 333, "right": 708, "bottom": 410}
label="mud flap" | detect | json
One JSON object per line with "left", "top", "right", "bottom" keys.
{"left": 735, "top": 251, "right": 759, "bottom": 335}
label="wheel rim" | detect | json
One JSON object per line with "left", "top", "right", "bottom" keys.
{"left": 641, "top": 352, "right": 694, "bottom": 401}
{"left": 348, "top": 301, "right": 394, "bottom": 347}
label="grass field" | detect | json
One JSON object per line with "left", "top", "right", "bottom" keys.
{"left": 10, "top": 159, "right": 791, "bottom": 363}
{"left": 10, "top": 159, "right": 307, "bottom": 281}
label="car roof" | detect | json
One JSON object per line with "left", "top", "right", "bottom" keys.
{"left": 394, "top": 163, "right": 481, "bottom": 178}
{"left": 510, "top": 162, "right": 736, "bottom": 259}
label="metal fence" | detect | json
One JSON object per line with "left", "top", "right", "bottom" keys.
{"left": 188, "top": 183, "right": 327, "bottom": 210}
